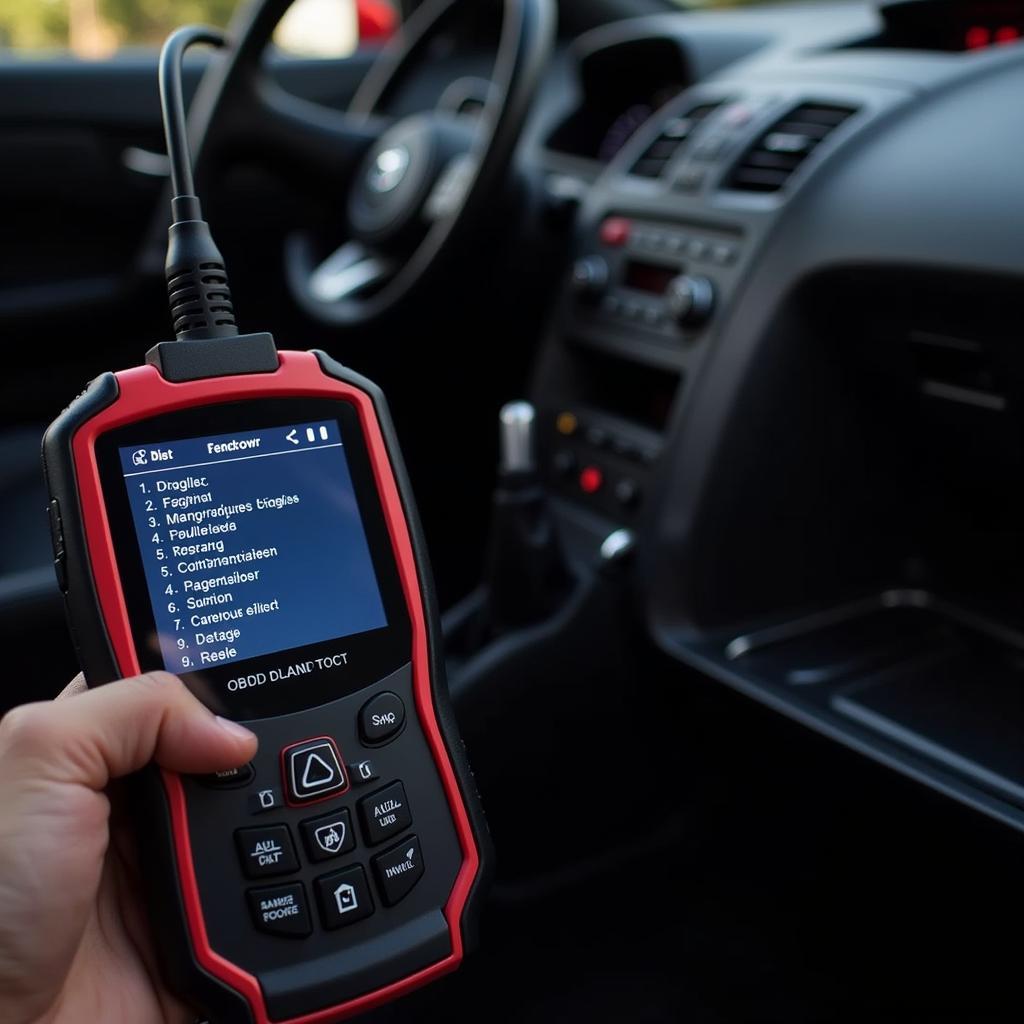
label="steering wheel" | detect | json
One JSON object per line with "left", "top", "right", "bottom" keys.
{"left": 186, "top": 0, "right": 555, "bottom": 327}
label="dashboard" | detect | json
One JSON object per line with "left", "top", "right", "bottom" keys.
{"left": 544, "top": 36, "right": 688, "bottom": 164}
{"left": 509, "top": 0, "right": 1024, "bottom": 845}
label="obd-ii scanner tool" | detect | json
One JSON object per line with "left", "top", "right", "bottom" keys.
{"left": 41, "top": 27, "right": 488, "bottom": 1024}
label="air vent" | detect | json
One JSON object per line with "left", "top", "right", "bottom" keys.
{"left": 726, "top": 103, "right": 857, "bottom": 193}
{"left": 629, "top": 103, "right": 722, "bottom": 179}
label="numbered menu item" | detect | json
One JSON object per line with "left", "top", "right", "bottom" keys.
{"left": 118, "top": 420, "right": 387, "bottom": 673}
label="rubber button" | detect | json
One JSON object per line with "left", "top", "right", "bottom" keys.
{"left": 247, "top": 883, "right": 312, "bottom": 938}
{"left": 283, "top": 737, "right": 347, "bottom": 803}
{"left": 199, "top": 763, "right": 254, "bottom": 789}
{"left": 358, "top": 692, "right": 406, "bottom": 745}
{"left": 372, "top": 834, "right": 424, "bottom": 907}
{"left": 358, "top": 781, "right": 412, "bottom": 846}
{"left": 315, "top": 865, "right": 374, "bottom": 930}
{"left": 235, "top": 825, "right": 299, "bottom": 879}
{"left": 300, "top": 808, "right": 356, "bottom": 863}
{"left": 48, "top": 500, "right": 68, "bottom": 593}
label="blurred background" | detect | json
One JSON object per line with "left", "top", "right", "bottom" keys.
{"left": 0, "top": 0, "right": 399, "bottom": 59}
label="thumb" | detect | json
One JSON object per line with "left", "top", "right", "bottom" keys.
{"left": 0, "top": 671, "right": 257, "bottom": 789}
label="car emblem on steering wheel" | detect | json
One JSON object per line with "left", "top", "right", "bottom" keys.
{"left": 368, "top": 146, "right": 411, "bottom": 194}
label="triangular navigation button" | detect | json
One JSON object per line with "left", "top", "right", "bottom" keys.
{"left": 301, "top": 752, "right": 336, "bottom": 789}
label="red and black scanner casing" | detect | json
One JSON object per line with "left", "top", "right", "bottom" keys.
{"left": 41, "top": 348, "right": 489, "bottom": 1024}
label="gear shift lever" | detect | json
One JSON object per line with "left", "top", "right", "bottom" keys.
{"left": 482, "top": 401, "right": 571, "bottom": 635}
{"left": 499, "top": 402, "right": 536, "bottom": 475}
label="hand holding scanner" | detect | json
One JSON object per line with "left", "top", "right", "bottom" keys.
{"left": 41, "top": 26, "right": 488, "bottom": 1024}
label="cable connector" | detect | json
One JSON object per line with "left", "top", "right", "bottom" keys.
{"left": 165, "top": 197, "right": 238, "bottom": 340}
{"left": 159, "top": 26, "right": 238, "bottom": 342}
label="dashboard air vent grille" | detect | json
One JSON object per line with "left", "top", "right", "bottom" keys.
{"left": 727, "top": 103, "right": 857, "bottom": 192}
{"left": 629, "top": 103, "right": 721, "bottom": 178}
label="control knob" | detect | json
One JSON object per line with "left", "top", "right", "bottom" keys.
{"left": 570, "top": 256, "right": 609, "bottom": 303}
{"left": 666, "top": 274, "right": 715, "bottom": 329}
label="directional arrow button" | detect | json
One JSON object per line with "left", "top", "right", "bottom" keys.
{"left": 283, "top": 738, "right": 347, "bottom": 803}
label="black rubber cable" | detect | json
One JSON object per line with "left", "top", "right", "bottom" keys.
{"left": 157, "top": 24, "right": 239, "bottom": 341}
{"left": 158, "top": 24, "right": 226, "bottom": 204}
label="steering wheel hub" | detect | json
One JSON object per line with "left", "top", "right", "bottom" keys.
{"left": 368, "top": 145, "right": 411, "bottom": 194}
{"left": 348, "top": 114, "right": 475, "bottom": 247}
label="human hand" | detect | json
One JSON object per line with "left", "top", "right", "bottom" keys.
{"left": 0, "top": 671, "right": 257, "bottom": 1024}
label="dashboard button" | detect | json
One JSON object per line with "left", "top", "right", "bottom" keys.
{"left": 615, "top": 479, "right": 641, "bottom": 508}
{"left": 553, "top": 450, "right": 577, "bottom": 478}
{"left": 686, "top": 238, "right": 710, "bottom": 260}
{"left": 248, "top": 883, "right": 312, "bottom": 938}
{"left": 235, "top": 825, "right": 299, "bottom": 879}
{"left": 359, "top": 781, "right": 413, "bottom": 846}
{"left": 283, "top": 738, "right": 347, "bottom": 803}
{"left": 710, "top": 243, "right": 738, "bottom": 266}
{"left": 555, "top": 411, "right": 579, "bottom": 436}
{"left": 599, "top": 217, "right": 631, "bottom": 247}
{"left": 359, "top": 692, "right": 406, "bottom": 745}
{"left": 372, "top": 835, "right": 424, "bottom": 907}
{"left": 611, "top": 437, "right": 639, "bottom": 460}
{"left": 315, "top": 865, "right": 374, "bottom": 929}
{"left": 579, "top": 466, "right": 604, "bottom": 495}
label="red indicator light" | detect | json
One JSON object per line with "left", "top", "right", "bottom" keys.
{"left": 600, "top": 217, "right": 631, "bottom": 248}
{"left": 965, "top": 25, "right": 992, "bottom": 49}
{"left": 995, "top": 25, "right": 1021, "bottom": 44}
{"left": 579, "top": 466, "right": 604, "bottom": 495}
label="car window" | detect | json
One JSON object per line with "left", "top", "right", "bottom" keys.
{"left": 0, "top": 0, "right": 398, "bottom": 60}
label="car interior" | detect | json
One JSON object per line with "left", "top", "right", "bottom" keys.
{"left": 3, "top": 0, "right": 1024, "bottom": 1019}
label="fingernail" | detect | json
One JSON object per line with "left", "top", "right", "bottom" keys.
{"left": 215, "top": 716, "right": 256, "bottom": 743}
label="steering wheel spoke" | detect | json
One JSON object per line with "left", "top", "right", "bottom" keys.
{"left": 251, "top": 82, "right": 390, "bottom": 180}
{"left": 424, "top": 153, "right": 481, "bottom": 223}
{"left": 305, "top": 241, "right": 394, "bottom": 303}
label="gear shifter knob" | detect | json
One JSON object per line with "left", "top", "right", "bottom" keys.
{"left": 499, "top": 401, "right": 536, "bottom": 475}
{"left": 482, "top": 400, "right": 570, "bottom": 635}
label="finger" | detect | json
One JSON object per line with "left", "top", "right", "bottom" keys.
{"left": 0, "top": 672, "right": 256, "bottom": 790}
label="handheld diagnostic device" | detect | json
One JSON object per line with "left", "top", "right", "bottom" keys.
{"left": 41, "top": 27, "right": 488, "bottom": 1024}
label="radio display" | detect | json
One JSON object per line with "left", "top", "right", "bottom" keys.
{"left": 624, "top": 261, "right": 676, "bottom": 295}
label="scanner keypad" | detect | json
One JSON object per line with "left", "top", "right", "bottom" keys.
{"left": 230, "top": 722, "right": 422, "bottom": 940}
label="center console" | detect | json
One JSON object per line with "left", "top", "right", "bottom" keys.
{"left": 532, "top": 81, "right": 893, "bottom": 538}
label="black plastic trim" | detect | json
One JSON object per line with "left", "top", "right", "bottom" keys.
{"left": 41, "top": 374, "right": 122, "bottom": 685}
{"left": 146, "top": 332, "right": 280, "bottom": 383}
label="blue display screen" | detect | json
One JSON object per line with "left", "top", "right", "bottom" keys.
{"left": 118, "top": 420, "right": 388, "bottom": 674}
